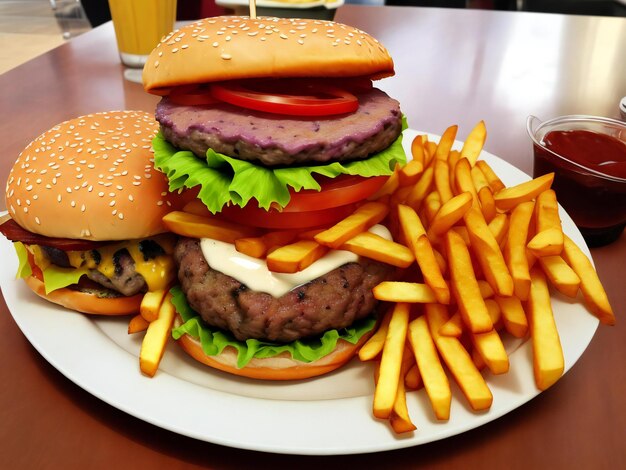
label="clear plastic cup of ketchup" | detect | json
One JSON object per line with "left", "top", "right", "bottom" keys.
{"left": 528, "top": 115, "right": 626, "bottom": 247}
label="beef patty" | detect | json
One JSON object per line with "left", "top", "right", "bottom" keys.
{"left": 174, "top": 237, "right": 394, "bottom": 343}
{"left": 156, "top": 88, "right": 402, "bottom": 167}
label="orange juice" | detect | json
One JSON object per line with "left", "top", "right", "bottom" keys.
{"left": 108, "top": 0, "right": 177, "bottom": 66}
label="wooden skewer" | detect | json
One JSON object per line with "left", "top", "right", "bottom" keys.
{"left": 249, "top": 0, "right": 257, "bottom": 19}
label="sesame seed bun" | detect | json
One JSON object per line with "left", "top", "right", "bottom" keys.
{"left": 142, "top": 16, "right": 395, "bottom": 94}
{"left": 5, "top": 111, "right": 182, "bottom": 241}
{"left": 174, "top": 314, "right": 373, "bottom": 380}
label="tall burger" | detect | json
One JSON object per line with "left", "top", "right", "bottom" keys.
{"left": 0, "top": 111, "right": 184, "bottom": 315}
{"left": 142, "top": 16, "right": 406, "bottom": 379}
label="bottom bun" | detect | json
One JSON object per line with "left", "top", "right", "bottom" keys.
{"left": 175, "top": 315, "right": 374, "bottom": 381}
{"left": 24, "top": 276, "right": 143, "bottom": 316}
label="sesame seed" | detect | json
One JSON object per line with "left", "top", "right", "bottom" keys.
{"left": 35, "top": 217, "right": 41, "bottom": 225}
{"left": 221, "top": 53, "right": 232, "bottom": 60}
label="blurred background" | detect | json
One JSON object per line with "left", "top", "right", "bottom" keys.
{"left": 1, "top": 0, "right": 624, "bottom": 74}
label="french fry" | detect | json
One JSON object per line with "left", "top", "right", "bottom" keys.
{"left": 139, "top": 293, "right": 176, "bottom": 377}
{"left": 438, "top": 311, "right": 463, "bottom": 337}
{"left": 373, "top": 303, "right": 410, "bottom": 419}
{"left": 128, "top": 314, "right": 149, "bottom": 334}
{"left": 405, "top": 363, "right": 423, "bottom": 390}
{"left": 460, "top": 120, "right": 487, "bottom": 166}
{"left": 434, "top": 159, "right": 454, "bottom": 203}
{"left": 477, "top": 279, "right": 495, "bottom": 299}
{"left": 504, "top": 200, "right": 535, "bottom": 301}
{"left": 235, "top": 230, "right": 298, "bottom": 259}
{"left": 475, "top": 160, "right": 506, "bottom": 193}
{"left": 493, "top": 173, "right": 554, "bottom": 212}
{"left": 425, "top": 141, "right": 438, "bottom": 168}
{"left": 472, "top": 347, "right": 486, "bottom": 371}
{"left": 397, "top": 205, "right": 450, "bottom": 304}
{"left": 472, "top": 166, "right": 497, "bottom": 223}
{"left": 405, "top": 166, "right": 435, "bottom": 212}
{"left": 464, "top": 207, "right": 514, "bottom": 297}
{"left": 373, "top": 282, "right": 437, "bottom": 303}
{"left": 422, "top": 191, "right": 442, "bottom": 225}
{"left": 426, "top": 303, "right": 493, "bottom": 411}
{"left": 528, "top": 268, "right": 564, "bottom": 390}
{"left": 389, "top": 349, "right": 418, "bottom": 434}
{"left": 440, "top": 299, "right": 500, "bottom": 337}
{"left": 162, "top": 211, "right": 260, "bottom": 243}
{"left": 266, "top": 240, "right": 327, "bottom": 273}
{"left": 527, "top": 189, "right": 563, "bottom": 256}
{"left": 527, "top": 229, "right": 564, "bottom": 258}
{"left": 359, "top": 309, "right": 393, "bottom": 361}
{"left": 314, "top": 202, "right": 388, "bottom": 249}
{"left": 410, "top": 134, "right": 426, "bottom": 170}
{"left": 408, "top": 315, "right": 452, "bottom": 420}
{"left": 562, "top": 235, "right": 615, "bottom": 325}
{"left": 488, "top": 213, "right": 509, "bottom": 248}
{"left": 427, "top": 191, "right": 473, "bottom": 238}
{"left": 538, "top": 255, "right": 581, "bottom": 298}
{"left": 471, "top": 326, "right": 509, "bottom": 375}
{"left": 399, "top": 159, "right": 424, "bottom": 187}
{"left": 494, "top": 295, "right": 528, "bottom": 338}
{"left": 448, "top": 150, "right": 461, "bottom": 190}
{"left": 445, "top": 230, "right": 493, "bottom": 333}
{"left": 234, "top": 237, "right": 267, "bottom": 258}
{"left": 140, "top": 288, "right": 168, "bottom": 323}
{"left": 434, "top": 124, "right": 458, "bottom": 162}
{"left": 341, "top": 232, "right": 414, "bottom": 268}
{"left": 453, "top": 158, "right": 480, "bottom": 209}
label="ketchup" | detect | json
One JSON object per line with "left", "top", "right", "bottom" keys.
{"left": 532, "top": 129, "right": 626, "bottom": 247}
{"left": 543, "top": 130, "right": 626, "bottom": 178}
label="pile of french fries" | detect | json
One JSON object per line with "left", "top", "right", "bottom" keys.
{"left": 126, "top": 121, "right": 614, "bottom": 436}
{"left": 357, "top": 121, "right": 614, "bottom": 433}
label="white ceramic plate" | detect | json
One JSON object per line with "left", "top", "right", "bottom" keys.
{"left": 0, "top": 129, "right": 599, "bottom": 455}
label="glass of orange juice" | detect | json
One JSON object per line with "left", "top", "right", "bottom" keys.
{"left": 108, "top": 0, "right": 177, "bottom": 68}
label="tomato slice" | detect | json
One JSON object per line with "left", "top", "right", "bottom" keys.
{"left": 283, "top": 175, "right": 388, "bottom": 212}
{"left": 215, "top": 175, "right": 388, "bottom": 229}
{"left": 218, "top": 203, "right": 358, "bottom": 230}
{"left": 210, "top": 80, "right": 359, "bottom": 116}
{"left": 169, "top": 85, "right": 220, "bottom": 106}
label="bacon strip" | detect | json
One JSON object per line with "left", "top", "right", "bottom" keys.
{"left": 0, "top": 218, "right": 105, "bottom": 251}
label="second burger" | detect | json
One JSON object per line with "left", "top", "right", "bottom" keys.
{"left": 142, "top": 16, "right": 407, "bottom": 380}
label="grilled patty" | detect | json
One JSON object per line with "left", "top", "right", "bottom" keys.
{"left": 155, "top": 88, "right": 402, "bottom": 166}
{"left": 42, "top": 245, "right": 147, "bottom": 296}
{"left": 174, "top": 237, "right": 394, "bottom": 342}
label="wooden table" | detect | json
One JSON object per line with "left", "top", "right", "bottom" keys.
{"left": 1, "top": 5, "right": 624, "bottom": 468}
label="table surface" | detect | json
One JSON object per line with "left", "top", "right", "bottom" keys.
{"left": 1, "top": 5, "right": 625, "bottom": 469}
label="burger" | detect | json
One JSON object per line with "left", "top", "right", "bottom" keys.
{"left": 142, "top": 16, "right": 407, "bottom": 380}
{"left": 0, "top": 111, "right": 184, "bottom": 315}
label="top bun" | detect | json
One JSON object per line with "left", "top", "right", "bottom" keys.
{"left": 5, "top": 110, "right": 182, "bottom": 241}
{"left": 142, "top": 16, "right": 395, "bottom": 94}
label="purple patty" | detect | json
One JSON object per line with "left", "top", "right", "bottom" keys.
{"left": 155, "top": 88, "right": 402, "bottom": 166}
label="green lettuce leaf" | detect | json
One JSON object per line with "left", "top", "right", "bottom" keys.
{"left": 169, "top": 286, "right": 376, "bottom": 369}
{"left": 12, "top": 242, "right": 89, "bottom": 294}
{"left": 153, "top": 119, "right": 408, "bottom": 213}
{"left": 41, "top": 265, "right": 89, "bottom": 295}
{"left": 14, "top": 242, "right": 32, "bottom": 279}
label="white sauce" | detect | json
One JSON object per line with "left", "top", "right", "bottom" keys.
{"left": 200, "top": 225, "right": 392, "bottom": 298}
